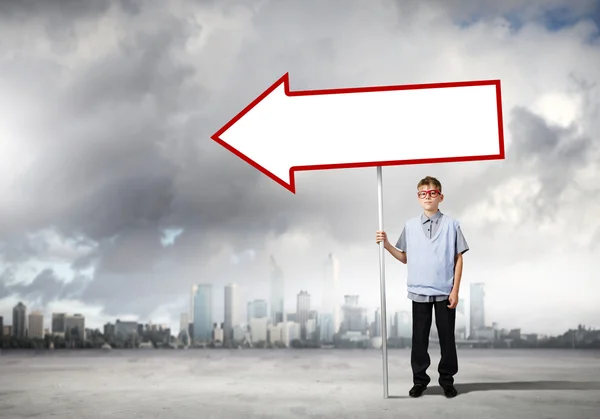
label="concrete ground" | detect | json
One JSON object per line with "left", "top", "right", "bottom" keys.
{"left": 0, "top": 348, "right": 599, "bottom": 418}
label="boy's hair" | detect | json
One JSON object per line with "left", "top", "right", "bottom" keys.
{"left": 417, "top": 176, "right": 442, "bottom": 192}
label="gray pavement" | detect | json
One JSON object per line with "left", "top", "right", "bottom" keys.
{"left": 1, "top": 348, "right": 599, "bottom": 418}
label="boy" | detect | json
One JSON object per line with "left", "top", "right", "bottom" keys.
{"left": 375, "top": 176, "right": 468, "bottom": 398}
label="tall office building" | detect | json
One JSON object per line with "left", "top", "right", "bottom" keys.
{"left": 180, "top": 313, "right": 189, "bottom": 334}
{"left": 52, "top": 313, "right": 67, "bottom": 335}
{"left": 179, "top": 313, "right": 188, "bottom": 334}
{"left": 372, "top": 308, "right": 381, "bottom": 337}
{"left": 192, "top": 284, "right": 213, "bottom": 343}
{"left": 28, "top": 311, "right": 44, "bottom": 339}
{"left": 319, "top": 313, "right": 335, "bottom": 342}
{"left": 456, "top": 298, "right": 465, "bottom": 315}
{"left": 224, "top": 283, "right": 240, "bottom": 342}
{"left": 296, "top": 290, "right": 310, "bottom": 339}
{"left": 65, "top": 314, "right": 85, "bottom": 340}
{"left": 114, "top": 320, "right": 138, "bottom": 339}
{"left": 247, "top": 299, "right": 268, "bottom": 325}
{"left": 178, "top": 313, "right": 190, "bottom": 345}
{"left": 270, "top": 255, "right": 285, "bottom": 324}
{"left": 394, "top": 310, "right": 411, "bottom": 338}
{"left": 190, "top": 285, "right": 195, "bottom": 327}
{"left": 341, "top": 295, "right": 367, "bottom": 333}
{"left": 469, "top": 283, "right": 485, "bottom": 339}
{"left": 322, "top": 253, "right": 341, "bottom": 334}
{"left": 12, "top": 302, "right": 27, "bottom": 338}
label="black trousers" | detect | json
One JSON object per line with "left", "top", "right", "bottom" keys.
{"left": 411, "top": 299, "right": 458, "bottom": 387}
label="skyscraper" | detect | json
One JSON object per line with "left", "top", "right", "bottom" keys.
{"left": 65, "top": 314, "right": 85, "bottom": 340}
{"left": 180, "top": 313, "right": 189, "bottom": 335}
{"left": 469, "top": 283, "right": 485, "bottom": 339}
{"left": 395, "top": 310, "right": 411, "bottom": 338}
{"left": 322, "top": 253, "right": 341, "bottom": 334}
{"left": 296, "top": 290, "right": 310, "bottom": 339}
{"left": 319, "top": 313, "right": 335, "bottom": 342}
{"left": 372, "top": 308, "right": 381, "bottom": 338}
{"left": 52, "top": 313, "right": 66, "bottom": 335}
{"left": 28, "top": 311, "right": 44, "bottom": 339}
{"left": 269, "top": 255, "right": 285, "bottom": 324}
{"left": 192, "top": 284, "right": 213, "bottom": 344}
{"left": 341, "top": 295, "right": 366, "bottom": 333}
{"left": 224, "top": 283, "right": 240, "bottom": 342}
{"left": 247, "top": 299, "right": 268, "bottom": 325}
{"left": 12, "top": 302, "right": 27, "bottom": 338}
{"left": 190, "top": 285, "right": 196, "bottom": 328}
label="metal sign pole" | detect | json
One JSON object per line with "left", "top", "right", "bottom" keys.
{"left": 377, "top": 166, "right": 389, "bottom": 399}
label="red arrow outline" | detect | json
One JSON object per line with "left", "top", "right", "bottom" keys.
{"left": 211, "top": 73, "right": 505, "bottom": 194}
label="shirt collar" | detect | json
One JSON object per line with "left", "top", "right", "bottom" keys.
{"left": 421, "top": 210, "right": 443, "bottom": 224}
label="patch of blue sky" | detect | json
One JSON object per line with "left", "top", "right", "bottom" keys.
{"left": 456, "top": 3, "right": 600, "bottom": 40}
{"left": 539, "top": 4, "right": 600, "bottom": 42}
{"left": 161, "top": 227, "right": 184, "bottom": 247}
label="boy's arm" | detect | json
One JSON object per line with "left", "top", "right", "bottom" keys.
{"left": 451, "top": 253, "right": 463, "bottom": 295}
{"left": 451, "top": 225, "right": 469, "bottom": 295}
{"left": 385, "top": 242, "right": 407, "bottom": 264}
{"left": 384, "top": 227, "right": 407, "bottom": 264}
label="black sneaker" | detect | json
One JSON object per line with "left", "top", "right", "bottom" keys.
{"left": 442, "top": 384, "right": 458, "bottom": 398}
{"left": 409, "top": 384, "right": 427, "bottom": 397}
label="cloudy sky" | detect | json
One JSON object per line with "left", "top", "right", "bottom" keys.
{"left": 0, "top": 0, "right": 599, "bottom": 337}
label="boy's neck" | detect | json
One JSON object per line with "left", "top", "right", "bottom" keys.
{"left": 423, "top": 208, "right": 440, "bottom": 218}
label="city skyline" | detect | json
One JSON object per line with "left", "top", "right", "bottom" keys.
{"left": 0, "top": 276, "right": 571, "bottom": 343}
{"left": 0, "top": 0, "right": 599, "bottom": 340}
{"left": 0, "top": 250, "right": 594, "bottom": 338}
{"left": 5, "top": 278, "right": 596, "bottom": 352}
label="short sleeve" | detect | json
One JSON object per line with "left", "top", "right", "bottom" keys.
{"left": 456, "top": 224, "right": 469, "bottom": 255}
{"left": 395, "top": 227, "right": 406, "bottom": 252}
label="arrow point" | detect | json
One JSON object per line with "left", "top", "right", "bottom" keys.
{"left": 211, "top": 72, "right": 290, "bottom": 141}
{"left": 211, "top": 72, "right": 296, "bottom": 193}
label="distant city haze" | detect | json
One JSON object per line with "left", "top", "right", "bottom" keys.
{"left": 0, "top": 0, "right": 599, "bottom": 339}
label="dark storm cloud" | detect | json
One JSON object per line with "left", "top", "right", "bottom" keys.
{"left": 451, "top": 105, "right": 598, "bottom": 227}
{"left": 6, "top": 268, "right": 88, "bottom": 306}
{"left": 9, "top": 269, "right": 64, "bottom": 305}
{"left": 71, "top": 251, "right": 99, "bottom": 272}
{"left": 509, "top": 108, "right": 594, "bottom": 219}
{"left": 3, "top": 6, "right": 202, "bottom": 243}
{"left": 94, "top": 227, "right": 166, "bottom": 274}
{"left": 64, "top": 28, "right": 200, "bottom": 113}
{"left": 0, "top": 270, "right": 12, "bottom": 299}
{"left": 0, "top": 0, "right": 111, "bottom": 21}
{"left": 0, "top": 237, "right": 39, "bottom": 265}
{"left": 118, "top": 0, "right": 142, "bottom": 15}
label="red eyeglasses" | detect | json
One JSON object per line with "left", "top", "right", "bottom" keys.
{"left": 417, "top": 189, "right": 441, "bottom": 199}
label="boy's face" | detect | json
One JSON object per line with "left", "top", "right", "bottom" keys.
{"left": 417, "top": 183, "right": 443, "bottom": 211}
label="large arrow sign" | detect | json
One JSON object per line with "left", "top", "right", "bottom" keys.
{"left": 211, "top": 73, "right": 504, "bottom": 193}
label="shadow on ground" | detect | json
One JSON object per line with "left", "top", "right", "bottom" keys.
{"left": 389, "top": 381, "right": 600, "bottom": 398}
